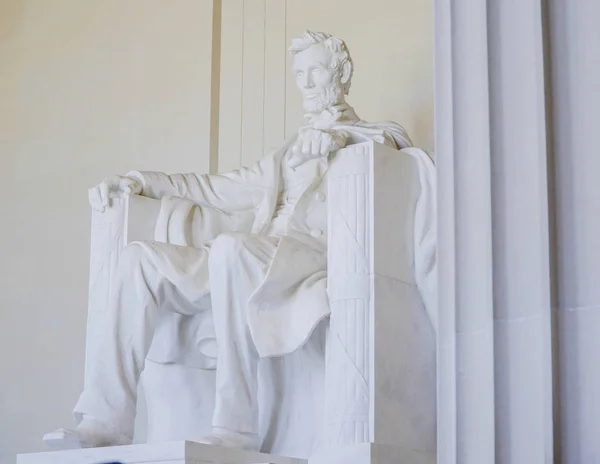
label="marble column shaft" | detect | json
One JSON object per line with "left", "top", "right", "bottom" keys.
{"left": 435, "top": 0, "right": 555, "bottom": 462}
{"left": 548, "top": 1, "right": 600, "bottom": 462}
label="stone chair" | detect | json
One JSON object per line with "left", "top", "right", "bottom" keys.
{"left": 84, "top": 141, "right": 436, "bottom": 464}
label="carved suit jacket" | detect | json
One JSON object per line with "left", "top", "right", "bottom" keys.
{"left": 128, "top": 120, "right": 435, "bottom": 361}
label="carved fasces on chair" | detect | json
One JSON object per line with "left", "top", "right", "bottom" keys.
{"left": 325, "top": 141, "right": 436, "bottom": 452}
{"left": 326, "top": 143, "right": 373, "bottom": 444}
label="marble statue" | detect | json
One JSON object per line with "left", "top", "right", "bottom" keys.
{"left": 43, "top": 30, "right": 437, "bottom": 458}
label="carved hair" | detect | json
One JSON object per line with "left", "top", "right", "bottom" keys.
{"left": 289, "top": 30, "right": 354, "bottom": 95}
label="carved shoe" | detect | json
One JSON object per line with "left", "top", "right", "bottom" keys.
{"left": 43, "top": 415, "right": 130, "bottom": 450}
{"left": 197, "top": 428, "right": 260, "bottom": 451}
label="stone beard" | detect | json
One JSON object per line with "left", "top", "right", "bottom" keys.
{"left": 43, "top": 30, "right": 436, "bottom": 456}
{"left": 301, "top": 79, "right": 345, "bottom": 113}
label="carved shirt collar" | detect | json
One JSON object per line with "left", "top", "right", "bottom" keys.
{"left": 304, "top": 102, "right": 360, "bottom": 130}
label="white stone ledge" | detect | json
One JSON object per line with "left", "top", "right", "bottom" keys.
{"left": 17, "top": 441, "right": 306, "bottom": 464}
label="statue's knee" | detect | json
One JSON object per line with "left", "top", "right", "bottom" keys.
{"left": 210, "top": 232, "right": 248, "bottom": 262}
{"left": 119, "top": 242, "right": 150, "bottom": 271}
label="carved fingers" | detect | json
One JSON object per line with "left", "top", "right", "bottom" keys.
{"left": 88, "top": 175, "right": 142, "bottom": 212}
{"left": 88, "top": 185, "right": 105, "bottom": 213}
{"left": 299, "top": 135, "right": 312, "bottom": 157}
{"left": 320, "top": 129, "right": 348, "bottom": 154}
{"left": 319, "top": 136, "right": 331, "bottom": 156}
{"left": 119, "top": 176, "right": 142, "bottom": 196}
{"left": 290, "top": 128, "right": 349, "bottom": 168}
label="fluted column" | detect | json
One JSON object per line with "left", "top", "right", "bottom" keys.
{"left": 435, "top": 0, "right": 554, "bottom": 462}
{"left": 487, "top": 0, "right": 554, "bottom": 462}
{"left": 548, "top": 1, "right": 600, "bottom": 462}
{"left": 435, "top": 1, "right": 496, "bottom": 463}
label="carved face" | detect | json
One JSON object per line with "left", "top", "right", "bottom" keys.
{"left": 292, "top": 42, "right": 345, "bottom": 113}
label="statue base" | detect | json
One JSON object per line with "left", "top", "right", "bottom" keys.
{"left": 17, "top": 441, "right": 435, "bottom": 464}
{"left": 17, "top": 441, "right": 305, "bottom": 464}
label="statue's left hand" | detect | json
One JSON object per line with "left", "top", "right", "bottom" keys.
{"left": 289, "top": 128, "right": 348, "bottom": 168}
{"left": 88, "top": 175, "right": 142, "bottom": 213}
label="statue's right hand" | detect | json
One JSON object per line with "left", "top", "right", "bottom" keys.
{"left": 88, "top": 175, "right": 142, "bottom": 212}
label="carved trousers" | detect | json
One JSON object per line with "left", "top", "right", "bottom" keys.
{"left": 74, "top": 232, "right": 278, "bottom": 440}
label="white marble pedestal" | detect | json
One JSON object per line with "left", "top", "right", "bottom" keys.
{"left": 17, "top": 441, "right": 306, "bottom": 464}
{"left": 18, "top": 442, "right": 435, "bottom": 464}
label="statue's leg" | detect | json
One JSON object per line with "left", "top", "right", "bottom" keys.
{"left": 201, "top": 232, "right": 278, "bottom": 451}
{"left": 73, "top": 242, "right": 162, "bottom": 440}
{"left": 47, "top": 241, "right": 211, "bottom": 449}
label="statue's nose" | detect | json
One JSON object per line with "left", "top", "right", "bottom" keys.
{"left": 302, "top": 74, "right": 314, "bottom": 89}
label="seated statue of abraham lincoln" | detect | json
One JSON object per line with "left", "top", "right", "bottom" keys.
{"left": 45, "top": 30, "right": 436, "bottom": 452}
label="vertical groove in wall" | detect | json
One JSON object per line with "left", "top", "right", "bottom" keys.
{"left": 540, "top": 1, "right": 562, "bottom": 455}
{"left": 217, "top": 0, "right": 244, "bottom": 172}
{"left": 541, "top": 0, "right": 561, "bottom": 460}
{"left": 263, "top": 0, "right": 286, "bottom": 154}
{"left": 262, "top": 0, "right": 267, "bottom": 153}
{"left": 283, "top": 0, "right": 287, "bottom": 140}
{"left": 241, "top": 0, "right": 266, "bottom": 165}
{"left": 239, "top": 0, "right": 246, "bottom": 168}
{"left": 435, "top": 0, "right": 458, "bottom": 461}
{"left": 209, "top": 0, "right": 222, "bottom": 174}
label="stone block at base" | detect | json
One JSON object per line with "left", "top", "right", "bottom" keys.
{"left": 309, "top": 444, "right": 436, "bottom": 464}
{"left": 17, "top": 441, "right": 307, "bottom": 464}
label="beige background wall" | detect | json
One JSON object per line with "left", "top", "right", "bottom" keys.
{"left": 0, "top": 1, "right": 432, "bottom": 462}
{"left": 0, "top": 2, "right": 218, "bottom": 462}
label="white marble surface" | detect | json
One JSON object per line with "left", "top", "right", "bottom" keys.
{"left": 309, "top": 444, "right": 435, "bottom": 464}
{"left": 549, "top": 1, "right": 600, "bottom": 462}
{"left": 19, "top": 441, "right": 306, "bottom": 464}
{"left": 19, "top": 442, "right": 437, "bottom": 464}
{"left": 325, "top": 141, "right": 435, "bottom": 449}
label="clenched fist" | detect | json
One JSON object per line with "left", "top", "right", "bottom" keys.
{"left": 289, "top": 128, "right": 349, "bottom": 168}
{"left": 88, "top": 175, "right": 142, "bottom": 212}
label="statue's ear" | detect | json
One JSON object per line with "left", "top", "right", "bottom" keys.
{"left": 341, "top": 60, "right": 352, "bottom": 85}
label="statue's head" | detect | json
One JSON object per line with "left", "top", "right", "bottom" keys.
{"left": 289, "top": 31, "right": 354, "bottom": 113}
